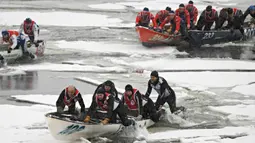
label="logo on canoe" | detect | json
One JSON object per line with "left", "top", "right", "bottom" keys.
{"left": 149, "top": 34, "right": 165, "bottom": 41}
{"left": 58, "top": 124, "right": 85, "bottom": 135}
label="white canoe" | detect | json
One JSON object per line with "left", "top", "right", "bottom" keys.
{"left": 45, "top": 112, "right": 155, "bottom": 141}
{"left": 0, "top": 40, "right": 45, "bottom": 61}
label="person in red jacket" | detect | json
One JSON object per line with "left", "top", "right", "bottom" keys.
{"left": 135, "top": 7, "right": 157, "bottom": 28}
{"left": 159, "top": 11, "right": 185, "bottom": 36}
{"left": 175, "top": 3, "right": 190, "bottom": 30}
{"left": 154, "top": 7, "right": 172, "bottom": 27}
{"left": 196, "top": 5, "right": 219, "bottom": 31}
{"left": 1, "top": 30, "right": 19, "bottom": 44}
{"left": 185, "top": 1, "right": 198, "bottom": 29}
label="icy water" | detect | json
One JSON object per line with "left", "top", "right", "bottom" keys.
{"left": 0, "top": 0, "right": 255, "bottom": 143}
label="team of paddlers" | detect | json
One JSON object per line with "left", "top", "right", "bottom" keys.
{"left": 135, "top": 1, "right": 255, "bottom": 36}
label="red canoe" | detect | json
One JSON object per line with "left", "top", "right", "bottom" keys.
{"left": 136, "top": 26, "right": 182, "bottom": 47}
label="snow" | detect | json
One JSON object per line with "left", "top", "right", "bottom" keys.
{"left": 209, "top": 105, "right": 255, "bottom": 120}
{"left": 0, "top": 11, "right": 133, "bottom": 27}
{"left": 11, "top": 63, "right": 126, "bottom": 73}
{"left": 55, "top": 41, "right": 182, "bottom": 56}
{"left": 148, "top": 126, "right": 255, "bottom": 142}
{"left": 232, "top": 84, "right": 255, "bottom": 97}
{"left": 131, "top": 58, "right": 255, "bottom": 70}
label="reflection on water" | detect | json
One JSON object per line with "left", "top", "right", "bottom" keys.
{"left": 0, "top": 71, "right": 38, "bottom": 90}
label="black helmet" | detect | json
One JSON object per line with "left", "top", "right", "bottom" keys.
{"left": 150, "top": 70, "right": 158, "bottom": 77}
{"left": 96, "top": 87, "right": 105, "bottom": 94}
{"left": 227, "top": 8, "right": 233, "bottom": 14}
{"left": 104, "top": 80, "right": 114, "bottom": 87}
{"left": 189, "top": 1, "right": 194, "bottom": 4}
{"left": 143, "top": 7, "right": 149, "bottom": 11}
{"left": 166, "top": 7, "right": 171, "bottom": 12}
{"left": 25, "top": 18, "right": 32, "bottom": 23}
{"left": 179, "top": 4, "right": 185, "bottom": 8}
{"left": 206, "top": 5, "right": 212, "bottom": 11}
{"left": 125, "top": 84, "right": 133, "bottom": 91}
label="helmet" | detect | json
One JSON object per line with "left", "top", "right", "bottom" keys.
{"left": 206, "top": 5, "right": 212, "bottom": 11}
{"left": 25, "top": 18, "right": 32, "bottom": 23}
{"left": 179, "top": 4, "right": 185, "bottom": 8}
{"left": 125, "top": 84, "right": 133, "bottom": 91}
{"left": 249, "top": 5, "right": 255, "bottom": 11}
{"left": 104, "top": 80, "right": 114, "bottom": 87}
{"left": 189, "top": 1, "right": 194, "bottom": 4}
{"left": 166, "top": 7, "right": 171, "bottom": 12}
{"left": 227, "top": 8, "right": 233, "bottom": 14}
{"left": 150, "top": 70, "right": 159, "bottom": 77}
{"left": 143, "top": 7, "right": 149, "bottom": 11}
{"left": 1, "top": 30, "right": 9, "bottom": 37}
{"left": 96, "top": 87, "right": 105, "bottom": 94}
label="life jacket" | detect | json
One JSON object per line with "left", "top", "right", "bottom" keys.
{"left": 136, "top": 11, "right": 154, "bottom": 24}
{"left": 156, "top": 10, "right": 170, "bottom": 22}
{"left": 63, "top": 87, "right": 80, "bottom": 106}
{"left": 124, "top": 89, "right": 138, "bottom": 110}
{"left": 204, "top": 9, "right": 217, "bottom": 22}
{"left": 96, "top": 92, "right": 110, "bottom": 111}
{"left": 186, "top": 4, "right": 196, "bottom": 20}
{"left": 23, "top": 21, "right": 35, "bottom": 35}
{"left": 3, "top": 30, "right": 19, "bottom": 43}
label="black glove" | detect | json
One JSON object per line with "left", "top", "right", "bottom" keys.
{"left": 135, "top": 24, "right": 139, "bottom": 27}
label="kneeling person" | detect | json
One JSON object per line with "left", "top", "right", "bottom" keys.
{"left": 122, "top": 84, "right": 162, "bottom": 122}
{"left": 84, "top": 88, "right": 134, "bottom": 126}
{"left": 56, "top": 85, "right": 86, "bottom": 119}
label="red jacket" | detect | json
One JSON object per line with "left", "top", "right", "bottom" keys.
{"left": 135, "top": 11, "right": 156, "bottom": 27}
{"left": 175, "top": 9, "right": 190, "bottom": 25}
{"left": 154, "top": 10, "right": 170, "bottom": 26}
{"left": 185, "top": 4, "right": 198, "bottom": 22}
{"left": 204, "top": 9, "right": 218, "bottom": 22}
{"left": 160, "top": 15, "right": 181, "bottom": 31}
{"left": 2, "top": 30, "right": 19, "bottom": 43}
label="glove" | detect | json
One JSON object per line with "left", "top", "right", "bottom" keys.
{"left": 135, "top": 24, "right": 139, "bottom": 27}
{"left": 174, "top": 30, "right": 179, "bottom": 35}
{"left": 57, "top": 106, "right": 64, "bottom": 114}
{"left": 187, "top": 24, "right": 190, "bottom": 29}
{"left": 84, "top": 116, "right": 90, "bottom": 122}
{"left": 101, "top": 118, "right": 110, "bottom": 125}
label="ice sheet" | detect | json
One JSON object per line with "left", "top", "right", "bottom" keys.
{"left": 209, "top": 104, "right": 255, "bottom": 120}
{"left": 131, "top": 58, "right": 255, "bottom": 70}
{"left": 0, "top": 11, "right": 132, "bottom": 27}
{"left": 89, "top": 3, "right": 126, "bottom": 10}
{"left": 55, "top": 41, "right": 181, "bottom": 56}
{"left": 148, "top": 126, "right": 255, "bottom": 142}
{"left": 11, "top": 63, "right": 126, "bottom": 73}
{"left": 232, "top": 84, "right": 255, "bottom": 97}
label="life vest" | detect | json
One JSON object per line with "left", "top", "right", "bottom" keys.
{"left": 96, "top": 92, "right": 110, "bottom": 111}
{"left": 23, "top": 21, "right": 35, "bottom": 35}
{"left": 63, "top": 87, "right": 80, "bottom": 106}
{"left": 136, "top": 11, "right": 153, "bottom": 24}
{"left": 204, "top": 9, "right": 217, "bottom": 22}
{"left": 3, "top": 30, "right": 19, "bottom": 43}
{"left": 124, "top": 89, "right": 138, "bottom": 110}
{"left": 186, "top": 4, "right": 195, "bottom": 19}
{"left": 156, "top": 10, "right": 169, "bottom": 22}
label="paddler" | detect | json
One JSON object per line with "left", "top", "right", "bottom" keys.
{"left": 1, "top": 30, "right": 35, "bottom": 59}
{"left": 122, "top": 84, "right": 163, "bottom": 122}
{"left": 56, "top": 85, "right": 86, "bottom": 120}
{"left": 196, "top": 5, "right": 219, "bottom": 31}
{"left": 185, "top": 1, "right": 198, "bottom": 29}
{"left": 19, "top": 18, "right": 40, "bottom": 47}
{"left": 175, "top": 4, "right": 191, "bottom": 30}
{"left": 84, "top": 87, "right": 135, "bottom": 126}
{"left": 93, "top": 80, "right": 119, "bottom": 100}
{"left": 218, "top": 8, "right": 244, "bottom": 34}
{"left": 135, "top": 7, "right": 157, "bottom": 29}
{"left": 154, "top": 7, "right": 172, "bottom": 27}
{"left": 242, "top": 5, "right": 255, "bottom": 24}
{"left": 145, "top": 71, "right": 185, "bottom": 114}
{"left": 159, "top": 11, "right": 186, "bottom": 36}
